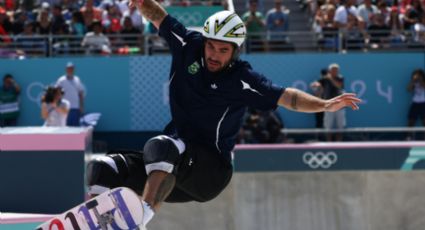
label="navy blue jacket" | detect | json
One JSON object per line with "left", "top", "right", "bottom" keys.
{"left": 159, "top": 15, "right": 284, "bottom": 159}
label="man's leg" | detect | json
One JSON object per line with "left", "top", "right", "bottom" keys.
{"left": 407, "top": 103, "right": 418, "bottom": 139}
{"left": 140, "top": 135, "right": 185, "bottom": 225}
{"left": 86, "top": 150, "right": 146, "bottom": 196}
{"left": 335, "top": 109, "right": 346, "bottom": 142}
{"left": 142, "top": 171, "right": 175, "bottom": 211}
{"left": 67, "top": 109, "right": 81, "bottom": 126}
{"left": 323, "top": 111, "right": 333, "bottom": 141}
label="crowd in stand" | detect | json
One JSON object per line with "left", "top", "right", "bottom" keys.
{"left": 0, "top": 0, "right": 423, "bottom": 56}
{"left": 309, "top": 0, "right": 425, "bottom": 50}
{"left": 242, "top": 0, "right": 424, "bottom": 52}
{"left": 0, "top": 0, "right": 153, "bottom": 57}
{"left": 0, "top": 0, "right": 226, "bottom": 57}
{"left": 241, "top": 0, "right": 293, "bottom": 52}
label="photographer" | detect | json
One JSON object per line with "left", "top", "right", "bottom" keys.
{"left": 41, "top": 86, "right": 70, "bottom": 127}
{"left": 406, "top": 68, "right": 425, "bottom": 139}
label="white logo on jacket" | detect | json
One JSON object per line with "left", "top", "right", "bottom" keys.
{"left": 241, "top": 80, "right": 262, "bottom": 96}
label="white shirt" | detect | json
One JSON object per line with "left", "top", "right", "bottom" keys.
{"left": 117, "top": 0, "right": 129, "bottom": 14}
{"left": 413, "top": 82, "right": 425, "bottom": 103}
{"left": 334, "top": 5, "right": 358, "bottom": 25}
{"left": 414, "top": 23, "right": 425, "bottom": 43}
{"left": 56, "top": 75, "right": 85, "bottom": 109}
{"left": 43, "top": 99, "right": 70, "bottom": 127}
{"left": 357, "top": 4, "right": 378, "bottom": 27}
{"left": 81, "top": 32, "right": 111, "bottom": 49}
{"left": 122, "top": 10, "right": 145, "bottom": 31}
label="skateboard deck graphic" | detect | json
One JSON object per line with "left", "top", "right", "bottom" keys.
{"left": 36, "top": 187, "right": 144, "bottom": 230}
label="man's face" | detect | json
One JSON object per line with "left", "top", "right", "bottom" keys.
{"left": 275, "top": 2, "right": 282, "bottom": 10}
{"left": 66, "top": 67, "right": 74, "bottom": 76}
{"left": 3, "top": 77, "right": 12, "bottom": 87}
{"left": 329, "top": 67, "right": 339, "bottom": 76}
{"left": 249, "top": 2, "right": 258, "bottom": 12}
{"left": 204, "top": 39, "right": 235, "bottom": 73}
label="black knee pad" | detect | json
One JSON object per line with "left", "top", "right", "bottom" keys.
{"left": 86, "top": 152, "right": 134, "bottom": 195}
{"left": 143, "top": 135, "right": 183, "bottom": 174}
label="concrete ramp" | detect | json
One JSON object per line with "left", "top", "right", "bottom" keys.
{"left": 149, "top": 171, "right": 425, "bottom": 230}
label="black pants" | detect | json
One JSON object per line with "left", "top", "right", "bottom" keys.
{"left": 110, "top": 142, "right": 233, "bottom": 203}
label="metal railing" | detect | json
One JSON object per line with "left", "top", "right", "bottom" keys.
{"left": 0, "top": 30, "right": 423, "bottom": 58}
{"left": 280, "top": 127, "right": 425, "bottom": 142}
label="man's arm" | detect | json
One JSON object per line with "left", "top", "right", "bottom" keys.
{"left": 278, "top": 87, "right": 360, "bottom": 113}
{"left": 129, "top": 0, "right": 168, "bottom": 30}
{"left": 10, "top": 79, "right": 21, "bottom": 94}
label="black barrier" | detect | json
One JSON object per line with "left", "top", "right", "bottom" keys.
{"left": 0, "top": 151, "right": 85, "bottom": 213}
{"left": 234, "top": 144, "right": 425, "bottom": 172}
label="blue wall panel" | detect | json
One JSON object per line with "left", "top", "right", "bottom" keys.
{"left": 243, "top": 53, "right": 425, "bottom": 128}
{"left": 0, "top": 57, "right": 130, "bottom": 130}
{"left": 1, "top": 53, "right": 423, "bottom": 131}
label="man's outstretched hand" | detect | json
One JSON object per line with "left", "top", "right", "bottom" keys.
{"left": 325, "top": 93, "right": 362, "bottom": 112}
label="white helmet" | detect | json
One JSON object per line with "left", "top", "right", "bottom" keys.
{"left": 202, "top": 11, "right": 246, "bottom": 47}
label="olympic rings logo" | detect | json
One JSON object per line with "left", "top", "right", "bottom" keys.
{"left": 174, "top": 12, "right": 203, "bottom": 26}
{"left": 302, "top": 151, "right": 338, "bottom": 169}
{"left": 26, "top": 82, "right": 49, "bottom": 107}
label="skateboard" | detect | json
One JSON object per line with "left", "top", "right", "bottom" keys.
{"left": 36, "top": 187, "right": 144, "bottom": 230}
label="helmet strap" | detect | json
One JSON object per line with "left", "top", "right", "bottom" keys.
{"left": 231, "top": 45, "right": 240, "bottom": 61}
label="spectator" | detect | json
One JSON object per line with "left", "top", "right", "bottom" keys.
{"left": 118, "top": 16, "right": 143, "bottom": 54}
{"left": 334, "top": 0, "right": 367, "bottom": 49}
{"left": 377, "top": 0, "right": 391, "bottom": 23}
{"left": 413, "top": 14, "right": 425, "bottom": 44}
{"left": 51, "top": 4, "right": 66, "bottom": 34}
{"left": 0, "top": 7, "right": 12, "bottom": 44}
{"left": 33, "top": 2, "right": 51, "bottom": 21}
{"left": 12, "top": 9, "right": 29, "bottom": 35}
{"left": 334, "top": 0, "right": 362, "bottom": 30}
{"left": 0, "top": 74, "right": 20, "bottom": 127}
{"left": 367, "top": 12, "right": 391, "bottom": 48}
{"left": 0, "top": 6, "right": 13, "bottom": 34}
{"left": 68, "top": 10, "right": 86, "bottom": 54}
{"left": 81, "top": 20, "right": 111, "bottom": 54}
{"left": 265, "top": 0, "right": 291, "bottom": 51}
{"left": 406, "top": 68, "right": 425, "bottom": 139}
{"left": 34, "top": 9, "right": 52, "bottom": 35}
{"left": 15, "top": 21, "right": 46, "bottom": 56}
{"left": 358, "top": 0, "right": 379, "bottom": 28}
{"left": 346, "top": 10, "right": 367, "bottom": 49}
{"left": 55, "top": 62, "right": 85, "bottom": 127}
{"left": 3, "top": 0, "right": 15, "bottom": 11}
{"left": 116, "top": 0, "right": 130, "bottom": 14}
{"left": 311, "top": 63, "right": 345, "bottom": 141}
{"left": 240, "top": 108, "right": 285, "bottom": 143}
{"left": 122, "top": 4, "right": 145, "bottom": 31}
{"left": 401, "top": 0, "right": 423, "bottom": 30}
{"left": 388, "top": 5, "right": 406, "bottom": 46}
{"left": 315, "top": 4, "right": 339, "bottom": 50}
{"left": 242, "top": 0, "right": 267, "bottom": 52}
{"left": 69, "top": 10, "right": 86, "bottom": 36}
{"left": 41, "top": 86, "right": 70, "bottom": 127}
{"left": 102, "top": 3, "right": 122, "bottom": 34}
{"left": 81, "top": 0, "right": 103, "bottom": 30}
